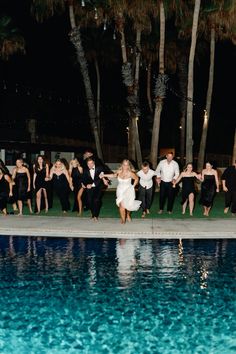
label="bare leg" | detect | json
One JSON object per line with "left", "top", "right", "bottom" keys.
{"left": 2, "top": 208, "right": 7, "bottom": 216}
{"left": 189, "top": 193, "right": 194, "bottom": 216}
{"left": 27, "top": 199, "right": 33, "bottom": 214}
{"left": 18, "top": 200, "right": 23, "bottom": 215}
{"left": 77, "top": 188, "right": 84, "bottom": 215}
{"left": 126, "top": 210, "right": 132, "bottom": 222}
{"left": 42, "top": 188, "right": 48, "bottom": 212}
{"left": 119, "top": 206, "right": 126, "bottom": 224}
{"left": 206, "top": 206, "right": 211, "bottom": 216}
{"left": 203, "top": 206, "right": 207, "bottom": 216}
{"left": 182, "top": 200, "right": 188, "bottom": 215}
{"left": 36, "top": 189, "right": 42, "bottom": 213}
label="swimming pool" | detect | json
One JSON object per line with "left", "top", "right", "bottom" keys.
{"left": 0, "top": 237, "right": 235, "bottom": 353}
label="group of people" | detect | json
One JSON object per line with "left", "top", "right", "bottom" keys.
{"left": 0, "top": 151, "right": 236, "bottom": 223}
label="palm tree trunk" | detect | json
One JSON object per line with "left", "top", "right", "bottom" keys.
{"left": 186, "top": 0, "right": 201, "bottom": 164}
{"left": 94, "top": 57, "right": 102, "bottom": 141}
{"left": 69, "top": 4, "right": 103, "bottom": 160}
{"left": 197, "top": 26, "right": 215, "bottom": 171}
{"left": 134, "top": 28, "right": 142, "bottom": 168}
{"left": 177, "top": 52, "right": 188, "bottom": 166}
{"left": 147, "top": 61, "right": 153, "bottom": 113}
{"left": 150, "top": 0, "right": 165, "bottom": 168}
{"left": 232, "top": 128, "right": 236, "bottom": 164}
{"left": 117, "top": 12, "right": 135, "bottom": 161}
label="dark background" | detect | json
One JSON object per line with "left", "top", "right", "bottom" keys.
{"left": 0, "top": 0, "right": 235, "bottom": 155}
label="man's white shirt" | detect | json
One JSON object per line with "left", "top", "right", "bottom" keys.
{"left": 155, "top": 159, "right": 179, "bottom": 182}
{"left": 137, "top": 169, "right": 157, "bottom": 189}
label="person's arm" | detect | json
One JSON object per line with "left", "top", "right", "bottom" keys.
{"left": 33, "top": 165, "right": 36, "bottom": 189}
{"left": 64, "top": 170, "right": 73, "bottom": 190}
{"left": 26, "top": 168, "right": 31, "bottom": 192}
{"left": 99, "top": 171, "right": 117, "bottom": 178}
{"left": 11, "top": 167, "right": 16, "bottom": 181}
{"left": 131, "top": 172, "right": 139, "bottom": 188}
{"left": 193, "top": 172, "right": 202, "bottom": 181}
{"left": 155, "top": 162, "right": 162, "bottom": 185}
{"left": 214, "top": 170, "right": 219, "bottom": 192}
{"left": 45, "top": 164, "right": 50, "bottom": 180}
{"left": 5, "top": 175, "right": 13, "bottom": 196}
{"left": 173, "top": 172, "right": 183, "bottom": 187}
{"left": 222, "top": 180, "right": 228, "bottom": 192}
{"left": 173, "top": 162, "right": 180, "bottom": 182}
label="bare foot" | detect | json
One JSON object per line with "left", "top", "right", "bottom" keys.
{"left": 45, "top": 209, "right": 48, "bottom": 214}
{"left": 146, "top": 209, "right": 150, "bottom": 214}
{"left": 168, "top": 211, "right": 172, "bottom": 215}
{"left": 93, "top": 217, "right": 98, "bottom": 221}
{"left": 224, "top": 208, "right": 229, "bottom": 214}
{"left": 158, "top": 210, "right": 163, "bottom": 214}
{"left": 127, "top": 216, "right": 132, "bottom": 222}
{"left": 120, "top": 219, "right": 126, "bottom": 224}
{"left": 141, "top": 212, "right": 146, "bottom": 218}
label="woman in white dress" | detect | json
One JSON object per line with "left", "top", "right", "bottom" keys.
{"left": 100, "top": 159, "right": 141, "bottom": 224}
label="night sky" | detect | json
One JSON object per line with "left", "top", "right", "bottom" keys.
{"left": 0, "top": 0, "right": 235, "bottom": 156}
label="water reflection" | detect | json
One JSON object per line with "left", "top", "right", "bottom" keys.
{"left": 0, "top": 237, "right": 234, "bottom": 291}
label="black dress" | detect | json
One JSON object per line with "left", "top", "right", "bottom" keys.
{"left": 0, "top": 176, "right": 8, "bottom": 210}
{"left": 181, "top": 176, "right": 195, "bottom": 204}
{"left": 35, "top": 167, "right": 47, "bottom": 192}
{"left": 71, "top": 167, "right": 83, "bottom": 212}
{"left": 15, "top": 172, "right": 30, "bottom": 201}
{"left": 199, "top": 175, "right": 216, "bottom": 207}
{"left": 52, "top": 173, "right": 70, "bottom": 211}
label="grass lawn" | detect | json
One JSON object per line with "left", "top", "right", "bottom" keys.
{"left": 8, "top": 190, "right": 235, "bottom": 219}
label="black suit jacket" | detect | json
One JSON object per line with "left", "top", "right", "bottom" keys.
{"left": 82, "top": 165, "right": 104, "bottom": 188}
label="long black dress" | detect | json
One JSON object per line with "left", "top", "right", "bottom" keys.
{"left": 71, "top": 167, "right": 83, "bottom": 212}
{"left": 0, "top": 175, "right": 8, "bottom": 211}
{"left": 181, "top": 176, "right": 195, "bottom": 204}
{"left": 52, "top": 173, "right": 70, "bottom": 211}
{"left": 199, "top": 175, "right": 216, "bottom": 207}
{"left": 15, "top": 172, "right": 30, "bottom": 201}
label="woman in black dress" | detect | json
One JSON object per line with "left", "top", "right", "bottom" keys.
{"left": 0, "top": 167, "right": 13, "bottom": 215}
{"left": 49, "top": 159, "right": 73, "bottom": 213}
{"left": 69, "top": 158, "right": 83, "bottom": 215}
{"left": 173, "top": 163, "right": 201, "bottom": 216}
{"left": 33, "top": 155, "right": 49, "bottom": 214}
{"left": 12, "top": 159, "right": 33, "bottom": 215}
{"left": 199, "top": 162, "right": 219, "bottom": 216}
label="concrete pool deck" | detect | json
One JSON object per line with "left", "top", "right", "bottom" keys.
{"left": 0, "top": 215, "right": 236, "bottom": 238}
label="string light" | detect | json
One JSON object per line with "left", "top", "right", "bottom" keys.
{"left": 81, "top": 0, "right": 85, "bottom": 7}
{"left": 113, "top": 30, "right": 116, "bottom": 40}
{"left": 94, "top": 7, "right": 98, "bottom": 20}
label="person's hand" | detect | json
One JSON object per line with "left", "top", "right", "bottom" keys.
{"left": 33, "top": 184, "right": 35, "bottom": 190}
{"left": 99, "top": 172, "right": 104, "bottom": 179}
{"left": 223, "top": 186, "right": 228, "bottom": 192}
{"left": 87, "top": 184, "right": 92, "bottom": 189}
{"left": 27, "top": 187, "right": 30, "bottom": 192}
{"left": 82, "top": 183, "right": 86, "bottom": 189}
{"left": 9, "top": 192, "right": 13, "bottom": 197}
{"left": 156, "top": 177, "right": 161, "bottom": 186}
{"left": 103, "top": 178, "right": 109, "bottom": 186}
{"left": 216, "top": 188, "right": 219, "bottom": 193}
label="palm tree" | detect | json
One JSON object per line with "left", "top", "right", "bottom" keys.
{"left": 150, "top": 0, "right": 166, "bottom": 168}
{"left": 197, "top": 0, "right": 236, "bottom": 170}
{"left": 0, "top": 15, "right": 25, "bottom": 60}
{"left": 186, "top": 0, "right": 201, "bottom": 164}
{"left": 32, "top": 0, "right": 103, "bottom": 160}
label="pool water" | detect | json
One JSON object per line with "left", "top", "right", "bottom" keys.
{"left": 0, "top": 237, "right": 235, "bottom": 354}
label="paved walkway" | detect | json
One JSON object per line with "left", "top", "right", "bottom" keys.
{"left": 0, "top": 215, "right": 236, "bottom": 239}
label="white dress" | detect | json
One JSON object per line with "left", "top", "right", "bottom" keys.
{"left": 116, "top": 177, "right": 141, "bottom": 211}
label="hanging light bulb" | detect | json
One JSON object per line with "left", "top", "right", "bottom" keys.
{"left": 113, "top": 30, "right": 116, "bottom": 40}
{"left": 81, "top": 0, "right": 85, "bottom": 7}
{"left": 15, "top": 84, "right": 18, "bottom": 93}
{"left": 3, "top": 81, "right": 7, "bottom": 90}
{"left": 103, "top": 18, "right": 107, "bottom": 31}
{"left": 94, "top": 7, "right": 98, "bottom": 20}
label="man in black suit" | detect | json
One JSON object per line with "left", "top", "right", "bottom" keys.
{"left": 82, "top": 157, "right": 108, "bottom": 220}
{"left": 221, "top": 159, "right": 236, "bottom": 215}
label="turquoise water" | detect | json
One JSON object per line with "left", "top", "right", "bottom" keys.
{"left": 0, "top": 237, "right": 235, "bottom": 354}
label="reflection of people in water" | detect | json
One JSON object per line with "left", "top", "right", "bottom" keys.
{"left": 116, "top": 239, "right": 139, "bottom": 287}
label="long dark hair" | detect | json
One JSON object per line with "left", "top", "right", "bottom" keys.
{"left": 0, "top": 159, "right": 9, "bottom": 175}
{"left": 35, "top": 155, "right": 46, "bottom": 170}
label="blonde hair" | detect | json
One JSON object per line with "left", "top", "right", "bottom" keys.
{"left": 117, "top": 159, "right": 135, "bottom": 173}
